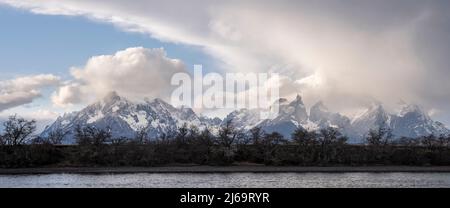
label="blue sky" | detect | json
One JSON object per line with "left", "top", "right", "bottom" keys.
{"left": 0, "top": 5, "right": 216, "bottom": 125}
{"left": 0, "top": 6, "right": 214, "bottom": 79}
{"left": 0, "top": 1, "right": 449, "bottom": 128}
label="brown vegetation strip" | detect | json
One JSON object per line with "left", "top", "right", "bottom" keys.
{"left": 2, "top": 166, "right": 450, "bottom": 175}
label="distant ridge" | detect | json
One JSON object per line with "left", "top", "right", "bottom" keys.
{"left": 42, "top": 92, "right": 450, "bottom": 144}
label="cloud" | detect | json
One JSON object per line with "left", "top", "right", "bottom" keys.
{"left": 51, "top": 47, "right": 187, "bottom": 106}
{"left": 0, "top": 91, "right": 39, "bottom": 112}
{"left": 29, "top": 109, "right": 60, "bottom": 121}
{"left": 0, "top": 74, "right": 60, "bottom": 91}
{"left": 2, "top": 0, "right": 450, "bottom": 122}
{"left": 0, "top": 74, "right": 60, "bottom": 112}
{"left": 51, "top": 82, "right": 83, "bottom": 107}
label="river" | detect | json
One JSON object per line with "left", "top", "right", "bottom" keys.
{"left": 1, "top": 172, "right": 450, "bottom": 188}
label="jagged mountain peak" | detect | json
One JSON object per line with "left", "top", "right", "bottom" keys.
{"left": 308, "top": 101, "right": 353, "bottom": 140}
{"left": 148, "top": 97, "right": 170, "bottom": 106}
{"left": 42, "top": 93, "right": 449, "bottom": 144}
{"left": 310, "top": 101, "right": 329, "bottom": 122}
{"left": 311, "top": 101, "right": 328, "bottom": 112}
{"left": 350, "top": 101, "right": 450, "bottom": 140}
{"left": 350, "top": 103, "right": 391, "bottom": 138}
{"left": 289, "top": 94, "right": 305, "bottom": 107}
{"left": 223, "top": 108, "right": 262, "bottom": 129}
{"left": 152, "top": 97, "right": 168, "bottom": 104}
{"left": 180, "top": 105, "right": 195, "bottom": 113}
{"left": 41, "top": 93, "right": 216, "bottom": 144}
{"left": 391, "top": 103, "right": 449, "bottom": 138}
{"left": 93, "top": 92, "right": 135, "bottom": 116}
{"left": 102, "top": 91, "right": 122, "bottom": 103}
{"left": 398, "top": 103, "right": 424, "bottom": 117}
{"left": 273, "top": 98, "right": 289, "bottom": 106}
{"left": 147, "top": 97, "right": 177, "bottom": 112}
{"left": 356, "top": 102, "right": 389, "bottom": 120}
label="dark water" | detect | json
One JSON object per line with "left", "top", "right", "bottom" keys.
{"left": 1, "top": 172, "right": 449, "bottom": 188}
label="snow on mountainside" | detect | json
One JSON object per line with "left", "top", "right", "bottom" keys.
{"left": 351, "top": 102, "right": 450, "bottom": 141}
{"left": 351, "top": 103, "right": 392, "bottom": 139}
{"left": 256, "top": 95, "right": 317, "bottom": 138}
{"left": 224, "top": 98, "right": 449, "bottom": 142}
{"left": 309, "top": 101, "right": 357, "bottom": 142}
{"left": 224, "top": 95, "right": 326, "bottom": 138}
{"left": 42, "top": 92, "right": 450, "bottom": 144}
{"left": 391, "top": 104, "right": 449, "bottom": 138}
{"left": 222, "top": 108, "right": 263, "bottom": 131}
{"left": 310, "top": 101, "right": 351, "bottom": 129}
{"left": 41, "top": 92, "right": 217, "bottom": 144}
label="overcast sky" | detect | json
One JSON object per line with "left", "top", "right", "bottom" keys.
{"left": 0, "top": 0, "right": 449, "bottom": 126}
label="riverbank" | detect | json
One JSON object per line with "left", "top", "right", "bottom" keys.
{"left": 2, "top": 165, "right": 450, "bottom": 175}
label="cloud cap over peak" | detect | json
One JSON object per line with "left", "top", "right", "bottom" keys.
{"left": 1, "top": 0, "right": 450, "bottom": 124}
{"left": 52, "top": 47, "right": 187, "bottom": 107}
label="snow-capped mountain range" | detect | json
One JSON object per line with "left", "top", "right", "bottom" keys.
{"left": 41, "top": 92, "right": 450, "bottom": 144}
{"left": 41, "top": 92, "right": 219, "bottom": 144}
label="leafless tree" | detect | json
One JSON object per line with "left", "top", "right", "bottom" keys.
{"left": 75, "top": 125, "right": 111, "bottom": 146}
{"left": 175, "top": 123, "right": 189, "bottom": 145}
{"left": 319, "top": 127, "right": 347, "bottom": 147}
{"left": 292, "top": 128, "right": 318, "bottom": 147}
{"left": 135, "top": 126, "right": 149, "bottom": 144}
{"left": 366, "top": 126, "right": 393, "bottom": 147}
{"left": 261, "top": 132, "right": 287, "bottom": 164}
{"left": 1, "top": 115, "right": 36, "bottom": 146}
{"left": 218, "top": 120, "right": 238, "bottom": 148}
{"left": 437, "top": 134, "right": 450, "bottom": 147}
{"left": 187, "top": 125, "right": 200, "bottom": 144}
{"left": 421, "top": 134, "right": 438, "bottom": 150}
{"left": 262, "top": 132, "right": 287, "bottom": 149}
{"left": 249, "top": 127, "right": 264, "bottom": 145}
{"left": 110, "top": 137, "right": 128, "bottom": 145}
{"left": 0, "top": 134, "right": 5, "bottom": 146}
{"left": 47, "top": 128, "right": 68, "bottom": 145}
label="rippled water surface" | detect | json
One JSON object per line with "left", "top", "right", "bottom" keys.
{"left": 1, "top": 172, "right": 450, "bottom": 188}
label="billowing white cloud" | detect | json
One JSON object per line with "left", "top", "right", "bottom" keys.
{"left": 51, "top": 47, "right": 187, "bottom": 106}
{"left": 0, "top": 74, "right": 60, "bottom": 112}
{"left": 1, "top": 0, "right": 450, "bottom": 123}
{"left": 51, "top": 82, "right": 83, "bottom": 107}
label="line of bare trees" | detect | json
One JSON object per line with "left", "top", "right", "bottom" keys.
{"left": 1, "top": 115, "right": 450, "bottom": 168}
